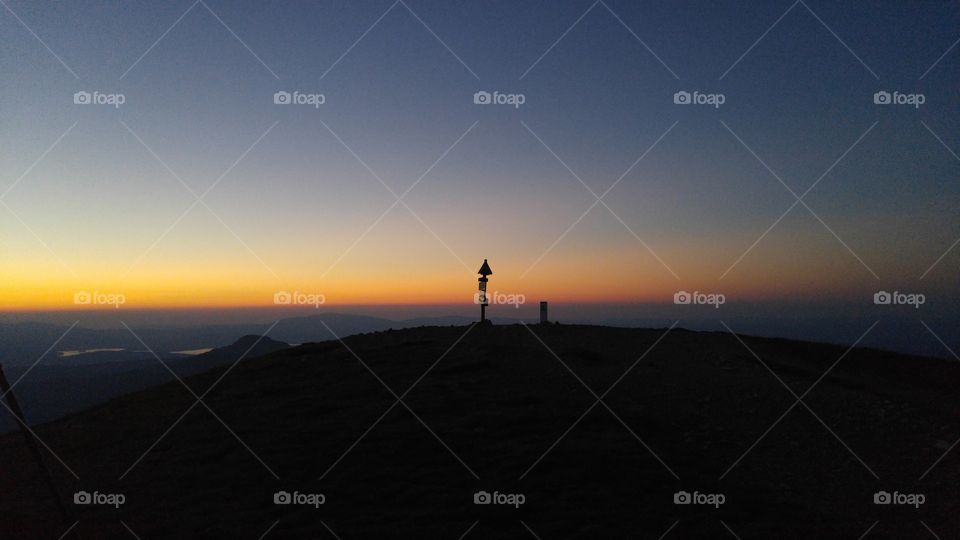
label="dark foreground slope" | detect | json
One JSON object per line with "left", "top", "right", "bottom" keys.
{"left": 1, "top": 324, "right": 958, "bottom": 539}
{"left": 0, "top": 335, "right": 290, "bottom": 433}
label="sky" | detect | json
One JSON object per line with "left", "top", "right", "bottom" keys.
{"left": 0, "top": 0, "right": 958, "bottom": 331}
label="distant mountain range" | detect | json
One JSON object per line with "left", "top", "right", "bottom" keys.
{"left": 0, "top": 313, "right": 515, "bottom": 366}
{"left": 0, "top": 313, "right": 520, "bottom": 432}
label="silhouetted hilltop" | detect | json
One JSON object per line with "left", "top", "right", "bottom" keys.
{"left": 1, "top": 325, "right": 957, "bottom": 539}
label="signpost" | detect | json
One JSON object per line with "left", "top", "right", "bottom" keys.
{"left": 477, "top": 259, "right": 492, "bottom": 323}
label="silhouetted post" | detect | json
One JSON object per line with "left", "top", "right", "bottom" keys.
{"left": 477, "top": 259, "right": 493, "bottom": 323}
{"left": 0, "top": 363, "right": 79, "bottom": 539}
{"left": 540, "top": 301, "right": 548, "bottom": 324}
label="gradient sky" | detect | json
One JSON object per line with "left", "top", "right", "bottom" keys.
{"left": 1, "top": 0, "right": 958, "bottom": 310}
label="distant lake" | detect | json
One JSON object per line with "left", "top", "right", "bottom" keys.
{"left": 171, "top": 348, "right": 213, "bottom": 356}
{"left": 58, "top": 347, "right": 213, "bottom": 358}
{"left": 59, "top": 348, "right": 125, "bottom": 357}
